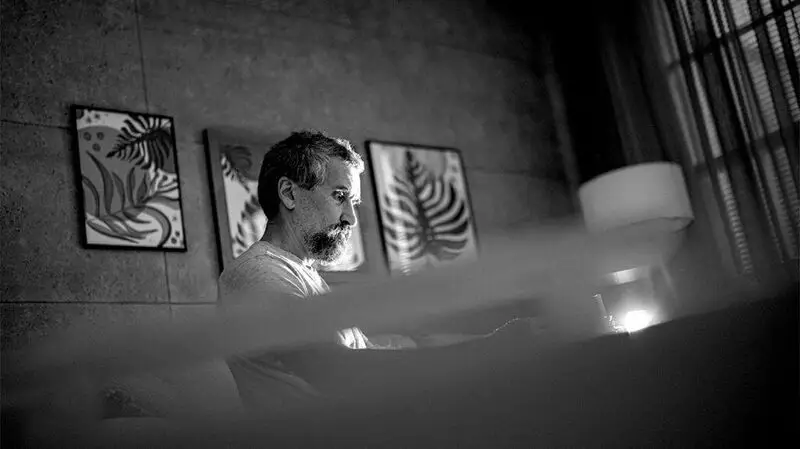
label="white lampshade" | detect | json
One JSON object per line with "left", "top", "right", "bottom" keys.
{"left": 579, "top": 162, "right": 694, "bottom": 234}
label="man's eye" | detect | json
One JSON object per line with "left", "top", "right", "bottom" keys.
{"left": 334, "top": 192, "right": 346, "bottom": 203}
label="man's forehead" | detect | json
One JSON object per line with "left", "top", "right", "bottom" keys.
{"left": 323, "top": 158, "right": 361, "bottom": 191}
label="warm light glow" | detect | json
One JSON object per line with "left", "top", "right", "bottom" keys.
{"left": 622, "top": 310, "right": 653, "bottom": 333}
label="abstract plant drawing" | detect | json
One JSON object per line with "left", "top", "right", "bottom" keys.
{"left": 72, "top": 106, "right": 186, "bottom": 250}
{"left": 368, "top": 141, "right": 478, "bottom": 275}
{"left": 205, "top": 129, "right": 365, "bottom": 272}
{"left": 218, "top": 143, "right": 264, "bottom": 259}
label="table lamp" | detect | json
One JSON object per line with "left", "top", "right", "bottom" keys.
{"left": 578, "top": 162, "right": 694, "bottom": 332}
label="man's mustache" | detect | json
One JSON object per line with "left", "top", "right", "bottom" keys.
{"left": 328, "top": 224, "right": 352, "bottom": 239}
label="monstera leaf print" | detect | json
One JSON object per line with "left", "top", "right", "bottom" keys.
{"left": 221, "top": 144, "right": 254, "bottom": 185}
{"left": 232, "top": 193, "right": 265, "bottom": 257}
{"left": 382, "top": 151, "right": 471, "bottom": 266}
{"left": 106, "top": 114, "right": 175, "bottom": 173}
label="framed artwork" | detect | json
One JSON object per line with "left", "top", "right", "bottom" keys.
{"left": 71, "top": 106, "right": 187, "bottom": 250}
{"left": 367, "top": 140, "right": 478, "bottom": 275}
{"left": 204, "top": 129, "right": 365, "bottom": 272}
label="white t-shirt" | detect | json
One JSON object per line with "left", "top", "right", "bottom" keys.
{"left": 218, "top": 240, "right": 369, "bottom": 349}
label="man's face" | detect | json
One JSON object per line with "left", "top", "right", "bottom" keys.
{"left": 292, "top": 158, "right": 361, "bottom": 263}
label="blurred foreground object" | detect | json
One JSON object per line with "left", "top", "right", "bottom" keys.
{"left": 2, "top": 224, "right": 671, "bottom": 410}
{"left": 579, "top": 162, "right": 694, "bottom": 332}
{"left": 4, "top": 222, "right": 749, "bottom": 448}
{"left": 9, "top": 282, "right": 797, "bottom": 449}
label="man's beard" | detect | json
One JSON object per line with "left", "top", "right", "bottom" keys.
{"left": 305, "top": 223, "right": 352, "bottom": 263}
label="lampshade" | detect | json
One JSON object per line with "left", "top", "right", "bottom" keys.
{"left": 578, "top": 162, "right": 694, "bottom": 234}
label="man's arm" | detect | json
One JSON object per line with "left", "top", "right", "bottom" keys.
{"left": 365, "top": 332, "right": 491, "bottom": 350}
{"left": 276, "top": 317, "right": 544, "bottom": 397}
{"left": 364, "top": 307, "right": 544, "bottom": 350}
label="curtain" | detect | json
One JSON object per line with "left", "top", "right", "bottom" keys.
{"left": 655, "top": 0, "right": 799, "bottom": 285}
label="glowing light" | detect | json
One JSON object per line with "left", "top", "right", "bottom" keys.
{"left": 622, "top": 310, "right": 653, "bottom": 333}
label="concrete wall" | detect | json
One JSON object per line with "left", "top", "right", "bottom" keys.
{"left": 1, "top": 0, "right": 573, "bottom": 347}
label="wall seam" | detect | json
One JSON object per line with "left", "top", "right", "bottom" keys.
{"left": 0, "top": 301, "right": 173, "bottom": 305}
{"left": 0, "top": 119, "right": 69, "bottom": 130}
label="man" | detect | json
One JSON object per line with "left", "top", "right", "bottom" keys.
{"left": 218, "top": 130, "right": 520, "bottom": 412}
{"left": 219, "top": 130, "right": 371, "bottom": 342}
{"left": 218, "top": 130, "right": 371, "bottom": 411}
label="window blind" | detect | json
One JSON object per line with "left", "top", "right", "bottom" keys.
{"left": 661, "top": 0, "right": 799, "bottom": 279}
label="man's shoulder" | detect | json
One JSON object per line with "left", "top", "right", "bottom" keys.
{"left": 219, "top": 244, "right": 306, "bottom": 297}
{"left": 222, "top": 251, "right": 300, "bottom": 281}
{"left": 221, "top": 244, "right": 300, "bottom": 278}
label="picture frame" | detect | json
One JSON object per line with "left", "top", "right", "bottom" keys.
{"left": 204, "top": 129, "right": 366, "bottom": 273}
{"left": 71, "top": 105, "right": 187, "bottom": 251}
{"left": 366, "top": 140, "right": 479, "bottom": 275}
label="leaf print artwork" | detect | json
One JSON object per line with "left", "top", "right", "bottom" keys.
{"left": 231, "top": 189, "right": 266, "bottom": 259}
{"left": 368, "top": 141, "right": 478, "bottom": 275}
{"left": 221, "top": 144, "right": 254, "bottom": 186}
{"left": 73, "top": 106, "right": 186, "bottom": 250}
{"left": 382, "top": 151, "right": 470, "bottom": 263}
{"left": 106, "top": 114, "right": 176, "bottom": 173}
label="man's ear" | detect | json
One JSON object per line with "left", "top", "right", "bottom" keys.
{"left": 276, "top": 176, "right": 297, "bottom": 211}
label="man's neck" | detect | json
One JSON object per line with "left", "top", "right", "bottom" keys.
{"left": 261, "top": 220, "right": 315, "bottom": 267}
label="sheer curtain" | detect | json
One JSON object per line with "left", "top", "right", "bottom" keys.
{"left": 656, "top": 0, "right": 799, "bottom": 284}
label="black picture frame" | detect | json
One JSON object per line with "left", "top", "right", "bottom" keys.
{"left": 366, "top": 140, "right": 479, "bottom": 275}
{"left": 70, "top": 105, "right": 187, "bottom": 251}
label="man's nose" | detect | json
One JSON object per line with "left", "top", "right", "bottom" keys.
{"left": 341, "top": 202, "right": 358, "bottom": 228}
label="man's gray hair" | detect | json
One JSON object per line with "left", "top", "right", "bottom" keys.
{"left": 257, "top": 130, "right": 364, "bottom": 219}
